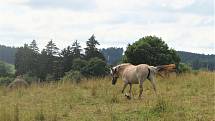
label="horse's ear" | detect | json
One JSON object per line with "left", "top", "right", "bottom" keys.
{"left": 110, "top": 67, "right": 113, "bottom": 74}
{"left": 110, "top": 66, "right": 113, "bottom": 71}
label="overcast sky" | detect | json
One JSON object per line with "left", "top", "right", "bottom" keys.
{"left": 0, "top": 0, "right": 214, "bottom": 54}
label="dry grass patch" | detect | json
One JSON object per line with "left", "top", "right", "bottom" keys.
{"left": 0, "top": 71, "right": 214, "bottom": 121}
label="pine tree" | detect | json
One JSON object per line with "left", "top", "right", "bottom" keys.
{"left": 37, "top": 49, "right": 48, "bottom": 80}
{"left": 29, "top": 40, "right": 40, "bottom": 76}
{"left": 15, "top": 44, "right": 34, "bottom": 75}
{"left": 84, "top": 35, "right": 105, "bottom": 60}
{"left": 71, "top": 40, "right": 82, "bottom": 58}
{"left": 45, "top": 40, "right": 59, "bottom": 56}
{"left": 61, "top": 46, "right": 73, "bottom": 73}
{"left": 29, "top": 40, "right": 39, "bottom": 53}
{"left": 44, "top": 40, "right": 60, "bottom": 79}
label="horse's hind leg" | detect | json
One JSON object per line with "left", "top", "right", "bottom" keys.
{"left": 149, "top": 77, "right": 157, "bottom": 95}
{"left": 139, "top": 84, "right": 143, "bottom": 99}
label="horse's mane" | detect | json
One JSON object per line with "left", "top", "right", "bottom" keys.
{"left": 116, "top": 63, "right": 132, "bottom": 68}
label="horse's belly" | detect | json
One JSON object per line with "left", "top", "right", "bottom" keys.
{"left": 130, "top": 77, "right": 139, "bottom": 84}
{"left": 132, "top": 80, "right": 139, "bottom": 84}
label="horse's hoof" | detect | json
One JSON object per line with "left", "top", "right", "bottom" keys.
{"left": 124, "top": 93, "right": 131, "bottom": 100}
{"left": 127, "top": 96, "right": 131, "bottom": 100}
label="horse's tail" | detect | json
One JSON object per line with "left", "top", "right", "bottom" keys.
{"left": 148, "top": 64, "right": 175, "bottom": 73}
{"left": 155, "top": 64, "right": 176, "bottom": 72}
{"left": 148, "top": 64, "right": 176, "bottom": 77}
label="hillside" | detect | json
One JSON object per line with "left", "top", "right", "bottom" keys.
{"left": 100, "top": 47, "right": 123, "bottom": 65}
{"left": 0, "top": 45, "right": 17, "bottom": 64}
{"left": 0, "top": 44, "right": 215, "bottom": 70}
{"left": 177, "top": 51, "right": 215, "bottom": 70}
{"left": 0, "top": 72, "right": 214, "bottom": 121}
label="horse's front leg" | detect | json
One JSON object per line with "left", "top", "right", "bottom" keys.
{"left": 121, "top": 83, "right": 128, "bottom": 94}
{"left": 124, "top": 84, "right": 132, "bottom": 100}
{"left": 129, "top": 84, "right": 132, "bottom": 97}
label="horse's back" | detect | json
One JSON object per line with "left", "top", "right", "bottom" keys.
{"left": 122, "top": 64, "right": 149, "bottom": 84}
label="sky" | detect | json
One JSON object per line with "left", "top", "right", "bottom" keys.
{"left": 0, "top": 0, "right": 214, "bottom": 54}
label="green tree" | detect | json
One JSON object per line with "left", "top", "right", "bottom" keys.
{"left": 61, "top": 46, "right": 73, "bottom": 73}
{"left": 84, "top": 35, "right": 105, "bottom": 61}
{"left": 52, "top": 57, "right": 64, "bottom": 80}
{"left": 29, "top": 40, "right": 39, "bottom": 53}
{"left": 15, "top": 44, "right": 35, "bottom": 75}
{"left": 37, "top": 49, "right": 49, "bottom": 80}
{"left": 45, "top": 40, "right": 59, "bottom": 56}
{"left": 29, "top": 40, "right": 40, "bottom": 76}
{"left": 71, "top": 40, "right": 82, "bottom": 58}
{"left": 44, "top": 40, "right": 62, "bottom": 80}
{"left": 124, "top": 36, "right": 180, "bottom": 66}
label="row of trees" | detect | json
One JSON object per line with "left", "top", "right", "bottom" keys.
{"left": 14, "top": 35, "right": 182, "bottom": 82}
{"left": 11, "top": 35, "right": 196, "bottom": 83}
{"left": 15, "top": 35, "right": 108, "bottom": 81}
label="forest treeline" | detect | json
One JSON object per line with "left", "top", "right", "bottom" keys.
{"left": 13, "top": 35, "right": 109, "bottom": 82}
{"left": 177, "top": 51, "right": 215, "bottom": 71}
{"left": 0, "top": 36, "right": 215, "bottom": 75}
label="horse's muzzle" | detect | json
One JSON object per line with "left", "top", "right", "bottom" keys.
{"left": 112, "top": 77, "right": 118, "bottom": 85}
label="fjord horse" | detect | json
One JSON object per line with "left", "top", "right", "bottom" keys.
{"left": 110, "top": 63, "right": 176, "bottom": 99}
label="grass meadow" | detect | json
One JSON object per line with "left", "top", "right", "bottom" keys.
{"left": 0, "top": 71, "right": 214, "bottom": 121}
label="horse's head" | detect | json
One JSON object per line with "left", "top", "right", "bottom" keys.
{"left": 110, "top": 66, "right": 120, "bottom": 85}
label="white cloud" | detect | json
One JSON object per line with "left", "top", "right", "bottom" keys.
{"left": 0, "top": 0, "right": 214, "bottom": 54}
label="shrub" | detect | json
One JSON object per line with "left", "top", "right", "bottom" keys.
{"left": 72, "top": 58, "right": 87, "bottom": 71}
{"left": 178, "top": 63, "right": 192, "bottom": 73}
{"left": 45, "top": 74, "right": 55, "bottom": 81}
{"left": 61, "top": 70, "right": 83, "bottom": 83}
{"left": 0, "top": 77, "right": 14, "bottom": 86}
{"left": 81, "top": 57, "right": 108, "bottom": 77}
{"left": 0, "top": 60, "right": 15, "bottom": 76}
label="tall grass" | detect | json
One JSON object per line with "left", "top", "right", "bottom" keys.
{"left": 0, "top": 71, "right": 214, "bottom": 121}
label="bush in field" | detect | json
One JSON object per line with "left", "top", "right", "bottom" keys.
{"left": 72, "top": 58, "right": 87, "bottom": 71}
{"left": 62, "top": 58, "right": 108, "bottom": 82}
{"left": 81, "top": 57, "right": 108, "bottom": 77}
{"left": 178, "top": 63, "right": 192, "bottom": 73}
{"left": 0, "top": 77, "right": 14, "bottom": 86}
{"left": 0, "top": 61, "right": 15, "bottom": 76}
{"left": 61, "top": 70, "right": 83, "bottom": 83}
